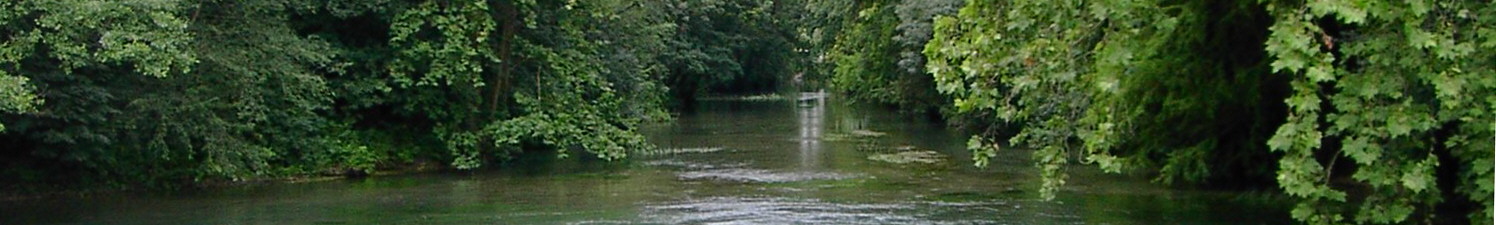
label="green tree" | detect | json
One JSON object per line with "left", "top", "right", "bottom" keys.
{"left": 1262, "top": 0, "right": 1494, "bottom": 223}
{"left": 828, "top": 0, "right": 961, "bottom": 116}
{"left": 358, "top": 0, "right": 657, "bottom": 169}
{"left": 0, "top": 0, "right": 700, "bottom": 187}
{"left": 0, "top": 2, "right": 40, "bottom": 132}
{"left": 660, "top": 0, "right": 800, "bottom": 105}
{"left": 0, "top": 0, "right": 206, "bottom": 184}
{"left": 927, "top": 0, "right": 1493, "bottom": 224}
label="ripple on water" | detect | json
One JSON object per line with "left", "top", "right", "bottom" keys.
{"left": 676, "top": 168, "right": 854, "bottom": 183}
{"left": 637, "top": 147, "right": 729, "bottom": 156}
{"left": 639, "top": 197, "right": 1057, "bottom": 225}
{"left": 643, "top": 159, "right": 750, "bottom": 170}
{"left": 642, "top": 197, "right": 917, "bottom": 224}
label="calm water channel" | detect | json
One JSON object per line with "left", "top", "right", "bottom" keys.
{"left": 0, "top": 97, "right": 1291, "bottom": 224}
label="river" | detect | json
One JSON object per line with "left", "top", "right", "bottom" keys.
{"left": 0, "top": 97, "right": 1290, "bottom": 224}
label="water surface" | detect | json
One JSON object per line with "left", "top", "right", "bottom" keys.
{"left": 0, "top": 98, "right": 1290, "bottom": 224}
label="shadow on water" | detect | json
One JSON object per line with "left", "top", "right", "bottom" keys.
{"left": 0, "top": 96, "right": 1292, "bottom": 225}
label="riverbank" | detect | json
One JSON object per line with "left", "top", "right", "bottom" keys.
{"left": 0, "top": 160, "right": 450, "bottom": 202}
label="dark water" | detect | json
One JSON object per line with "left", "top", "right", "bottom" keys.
{"left": 0, "top": 98, "right": 1291, "bottom": 224}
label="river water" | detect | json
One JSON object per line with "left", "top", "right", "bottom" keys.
{"left": 0, "top": 98, "right": 1290, "bottom": 224}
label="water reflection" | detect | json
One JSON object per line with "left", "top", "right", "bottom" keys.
{"left": 797, "top": 91, "right": 826, "bottom": 170}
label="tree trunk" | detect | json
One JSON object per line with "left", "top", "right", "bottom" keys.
{"left": 488, "top": 0, "right": 521, "bottom": 118}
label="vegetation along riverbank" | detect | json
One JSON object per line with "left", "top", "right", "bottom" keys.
{"left": 0, "top": 0, "right": 1490, "bottom": 224}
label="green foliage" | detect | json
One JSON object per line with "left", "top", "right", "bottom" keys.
{"left": 831, "top": 1, "right": 901, "bottom": 105}
{"left": 0, "top": 2, "right": 39, "bottom": 132}
{"left": 0, "top": 70, "right": 38, "bottom": 133}
{"left": 928, "top": 0, "right": 1493, "bottom": 223}
{"left": 925, "top": 0, "right": 1104, "bottom": 200}
{"left": 660, "top": 0, "right": 799, "bottom": 102}
{"left": 28, "top": 0, "right": 198, "bottom": 78}
{"left": 1, "top": 0, "right": 801, "bottom": 188}
{"left": 797, "top": 0, "right": 856, "bottom": 89}
{"left": 0, "top": 0, "right": 218, "bottom": 184}
{"left": 827, "top": 0, "right": 961, "bottom": 115}
{"left": 385, "top": 0, "right": 662, "bottom": 169}
{"left": 0, "top": 1, "right": 1486, "bottom": 224}
{"left": 388, "top": 0, "right": 497, "bottom": 88}
{"left": 1262, "top": 0, "right": 1495, "bottom": 224}
{"left": 316, "top": 132, "right": 379, "bottom": 175}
